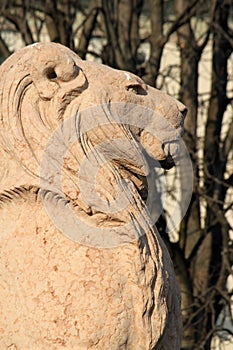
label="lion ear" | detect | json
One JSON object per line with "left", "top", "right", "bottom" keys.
{"left": 32, "top": 72, "right": 58, "bottom": 100}
{"left": 31, "top": 44, "right": 87, "bottom": 101}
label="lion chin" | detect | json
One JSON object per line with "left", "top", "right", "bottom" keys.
{"left": 0, "top": 42, "right": 187, "bottom": 350}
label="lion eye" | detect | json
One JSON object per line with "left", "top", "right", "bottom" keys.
{"left": 126, "top": 84, "right": 147, "bottom": 96}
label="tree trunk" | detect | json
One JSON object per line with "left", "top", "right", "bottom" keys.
{"left": 77, "top": 0, "right": 100, "bottom": 58}
{"left": 174, "top": 1, "right": 201, "bottom": 346}
{"left": 101, "top": 0, "right": 143, "bottom": 72}
{"left": 45, "top": 0, "right": 76, "bottom": 49}
{"left": 200, "top": 1, "right": 232, "bottom": 347}
{"left": 143, "top": 0, "right": 164, "bottom": 86}
{"left": 0, "top": 36, "right": 11, "bottom": 63}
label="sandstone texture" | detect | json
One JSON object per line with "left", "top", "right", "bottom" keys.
{"left": 0, "top": 43, "right": 186, "bottom": 349}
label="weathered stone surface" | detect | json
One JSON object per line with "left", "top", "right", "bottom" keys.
{"left": 0, "top": 43, "right": 186, "bottom": 349}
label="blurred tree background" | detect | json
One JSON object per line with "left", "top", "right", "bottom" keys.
{"left": 0, "top": 0, "right": 232, "bottom": 349}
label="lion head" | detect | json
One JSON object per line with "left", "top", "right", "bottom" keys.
{"left": 0, "top": 42, "right": 187, "bottom": 241}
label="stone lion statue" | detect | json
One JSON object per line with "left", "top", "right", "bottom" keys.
{"left": 0, "top": 43, "right": 187, "bottom": 349}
